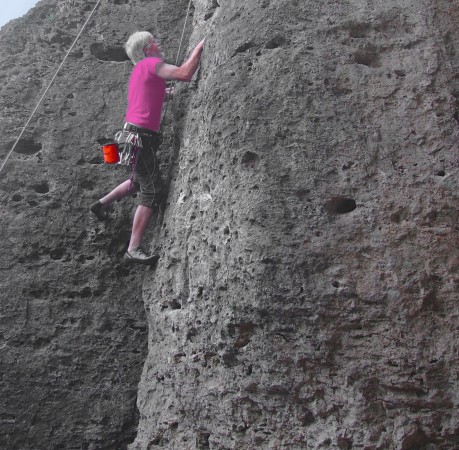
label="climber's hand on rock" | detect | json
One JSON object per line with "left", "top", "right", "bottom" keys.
{"left": 195, "top": 38, "right": 205, "bottom": 54}
{"left": 157, "top": 38, "right": 206, "bottom": 82}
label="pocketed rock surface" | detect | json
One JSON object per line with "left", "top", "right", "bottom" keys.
{"left": 132, "top": 0, "right": 459, "bottom": 449}
{"left": 0, "top": 0, "right": 191, "bottom": 448}
{"left": 1, "top": 0, "right": 458, "bottom": 449}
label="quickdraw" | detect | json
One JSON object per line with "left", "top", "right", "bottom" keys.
{"left": 114, "top": 130, "right": 143, "bottom": 166}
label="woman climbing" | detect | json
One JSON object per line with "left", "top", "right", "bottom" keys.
{"left": 90, "top": 31, "right": 205, "bottom": 265}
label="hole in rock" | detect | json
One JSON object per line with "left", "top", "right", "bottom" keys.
{"left": 197, "top": 430, "right": 211, "bottom": 448}
{"left": 113, "top": 0, "right": 129, "bottom": 4}
{"left": 50, "top": 247, "right": 65, "bottom": 260}
{"left": 337, "top": 436, "right": 353, "bottom": 449}
{"left": 31, "top": 181, "right": 50, "bottom": 194}
{"left": 48, "top": 30, "right": 72, "bottom": 46}
{"left": 324, "top": 197, "right": 357, "bottom": 214}
{"left": 169, "top": 299, "right": 182, "bottom": 310}
{"left": 90, "top": 43, "right": 130, "bottom": 62}
{"left": 353, "top": 50, "right": 380, "bottom": 67}
{"left": 204, "top": 12, "right": 214, "bottom": 20}
{"left": 13, "top": 139, "right": 42, "bottom": 155}
{"left": 435, "top": 170, "right": 445, "bottom": 177}
{"left": 12, "top": 193, "right": 22, "bottom": 202}
{"left": 241, "top": 151, "right": 259, "bottom": 167}
{"left": 234, "top": 42, "right": 256, "bottom": 54}
{"left": 265, "top": 34, "right": 287, "bottom": 49}
{"left": 400, "top": 427, "right": 429, "bottom": 449}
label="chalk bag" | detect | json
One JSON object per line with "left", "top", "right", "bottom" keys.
{"left": 102, "top": 142, "right": 120, "bottom": 164}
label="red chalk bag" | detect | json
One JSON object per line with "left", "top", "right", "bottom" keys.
{"left": 102, "top": 142, "right": 120, "bottom": 164}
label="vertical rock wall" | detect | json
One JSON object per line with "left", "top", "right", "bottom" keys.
{"left": 0, "top": 0, "right": 191, "bottom": 448}
{"left": 0, "top": 0, "right": 457, "bottom": 449}
{"left": 132, "top": 0, "right": 459, "bottom": 449}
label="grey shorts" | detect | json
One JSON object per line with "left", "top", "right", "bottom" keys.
{"left": 132, "top": 134, "right": 163, "bottom": 208}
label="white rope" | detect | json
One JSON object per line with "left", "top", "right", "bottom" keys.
{"left": 0, "top": 0, "right": 103, "bottom": 175}
{"left": 162, "top": 0, "right": 194, "bottom": 125}
{"left": 175, "top": 0, "right": 194, "bottom": 66}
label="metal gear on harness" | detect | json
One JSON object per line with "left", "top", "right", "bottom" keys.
{"left": 114, "top": 130, "right": 143, "bottom": 166}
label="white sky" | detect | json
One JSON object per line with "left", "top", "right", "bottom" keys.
{"left": 0, "top": 0, "right": 41, "bottom": 28}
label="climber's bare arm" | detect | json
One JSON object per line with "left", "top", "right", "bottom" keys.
{"left": 157, "top": 39, "right": 205, "bottom": 82}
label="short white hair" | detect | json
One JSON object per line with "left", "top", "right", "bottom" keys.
{"left": 124, "top": 31, "right": 154, "bottom": 64}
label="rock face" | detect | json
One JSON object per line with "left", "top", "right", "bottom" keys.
{"left": 1, "top": 0, "right": 458, "bottom": 449}
{"left": 132, "top": 0, "right": 459, "bottom": 448}
{"left": 0, "top": 0, "right": 190, "bottom": 448}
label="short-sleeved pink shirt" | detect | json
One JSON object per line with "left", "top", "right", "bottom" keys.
{"left": 125, "top": 57, "right": 166, "bottom": 132}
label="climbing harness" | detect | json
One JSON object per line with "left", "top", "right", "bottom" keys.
{"left": 0, "top": 0, "right": 103, "bottom": 176}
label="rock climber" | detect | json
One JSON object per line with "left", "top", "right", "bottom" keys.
{"left": 90, "top": 31, "right": 204, "bottom": 265}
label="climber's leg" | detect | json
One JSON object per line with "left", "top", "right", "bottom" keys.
{"left": 123, "top": 205, "right": 159, "bottom": 265}
{"left": 122, "top": 133, "right": 163, "bottom": 265}
{"left": 128, "top": 205, "right": 153, "bottom": 251}
{"left": 99, "top": 179, "right": 139, "bottom": 206}
{"left": 90, "top": 180, "right": 139, "bottom": 220}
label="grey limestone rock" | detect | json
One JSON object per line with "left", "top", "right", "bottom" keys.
{"left": 0, "top": 0, "right": 458, "bottom": 449}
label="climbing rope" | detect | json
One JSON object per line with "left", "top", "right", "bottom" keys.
{"left": 0, "top": 0, "right": 103, "bottom": 176}
{"left": 161, "top": 0, "right": 194, "bottom": 127}
{"left": 175, "top": 0, "right": 194, "bottom": 66}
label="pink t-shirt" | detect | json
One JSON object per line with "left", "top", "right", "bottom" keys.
{"left": 125, "top": 57, "right": 166, "bottom": 132}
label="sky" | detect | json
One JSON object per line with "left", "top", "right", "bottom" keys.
{"left": 0, "top": 0, "right": 41, "bottom": 28}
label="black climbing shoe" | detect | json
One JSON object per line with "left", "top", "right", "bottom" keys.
{"left": 90, "top": 201, "right": 107, "bottom": 221}
{"left": 124, "top": 248, "right": 159, "bottom": 266}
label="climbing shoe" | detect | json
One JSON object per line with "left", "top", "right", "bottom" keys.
{"left": 90, "top": 201, "right": 107, "bottom": 221}
{"left": 124, "top": 248, "right": 159, "bottom": 266}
